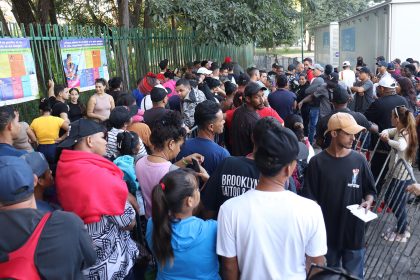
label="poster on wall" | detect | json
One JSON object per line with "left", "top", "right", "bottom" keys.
{"left": 59, "top": 38, "right": 109, "bottom": 92}
{"left": 341, "top": 28, "right": 356, "bottom": 52}
{"left": 0, "top": 38, "right": 39, "bottom": 106}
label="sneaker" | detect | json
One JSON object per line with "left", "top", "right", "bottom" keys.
{"left": 404, "top": 230, "right": 411, "bottom": 239}
{"left": 383, "top": 231, "right": 408, "bottom": 243}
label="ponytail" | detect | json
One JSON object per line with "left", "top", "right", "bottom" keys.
{"left": 151, "top": 183, "right": 173, "bottom": 267}
{"left": 403, "top": 110, "right": 418, "bottom": 162}
{"left": 150, "top": 168, "right": 198, "bottom": 267}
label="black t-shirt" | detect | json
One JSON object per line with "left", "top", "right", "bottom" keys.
{"left": 201, "top": 156, "right": 260, "bottom": 216}
{"left": 52, "top": 100, "right": 69, "bottom": 117}
{"left": 0, "top": 209, "right": 96, "bottom": 279}
{"left": 316, "top": 108, "right": 372, "bottom": 149}
{"left": 230, "top": 105, "right": 260, "bottom": 156}
{"left": 48, "top": 96, "right": 57, "bottom": 108}
{"left": 364, "top": 94, "right": 408, "bottom": 150}
{"left": 143, "top": 107, "right": 171, "bottom": 130}
{"left": 68, "top": 103, "right": 84, "bottom": 122}
{"left": 302, "top": 150, "right": 376, "bottom": 250}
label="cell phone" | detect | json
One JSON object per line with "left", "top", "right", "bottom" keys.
{"left": 191, "top": 158, "right": 201, "bottom": 172}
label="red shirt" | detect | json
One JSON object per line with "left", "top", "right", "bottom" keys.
{"left": 306, "top": 69, "right": 314, "bottom": 82}
{"left": 257, "top": 107, "right": 284, "bottom": 125}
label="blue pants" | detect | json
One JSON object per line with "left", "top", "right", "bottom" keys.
{"left": 326, "top": 248, "right": 365, "bottom": 279}
{"left": 385, "top": 179, "right": 412, "bottom": 234}
{"left": 37, "top": 144, "right": 57, "bottom": 175}
{"left": 308, "top": 107, "right": 319, "bottom": 144}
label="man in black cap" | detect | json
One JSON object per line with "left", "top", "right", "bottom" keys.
{"left": 303, "top": 112, "right": 376, "bottom": 279}
{"left": 143, "top": 85, "right": 171, "bottom": 130}
{"left": 316, "top": 85, "right": 376, "bottom": 149}
{"left": 217, "top": 117, "right": 326, "bottom": 279}
{"left": 230, "top": 82, "right": 265, "bottom": 156}
{"left": 350, "top": 66, "right": 375, "bottom": 113}
{"left": 375, "top": 60, "right": 391, "bottom": 82}
{"left": 56, "top": 118, "right": 139, "bottom": 279}
{"left": 0, "top": 156, "right": 96, "bottom": 279}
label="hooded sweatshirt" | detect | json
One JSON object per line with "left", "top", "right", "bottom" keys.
{"left": 56, "top": 149, "right": 128, "bottom": 224}
{"left": 146, "top": 216, "right": 220, "bottom": 280}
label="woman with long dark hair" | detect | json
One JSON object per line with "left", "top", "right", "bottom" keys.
{"left": 146, "top": 168, "right": 220, "bottom": 279}
{"left": 68, "top": 87, "right": 86, "bottom": 122}
{"left": 397, "top": 77, "right": 417, "bottom": 111}
{"left": 380, "top": 105, "right": 418, "bottom": 242}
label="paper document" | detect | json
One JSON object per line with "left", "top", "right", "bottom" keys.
{"left": 346, "top": 204, "right": 378, "bottom": 223}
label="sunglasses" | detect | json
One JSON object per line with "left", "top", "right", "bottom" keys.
{"left": 394, "top": 105, "right": 406, "bottom": 118}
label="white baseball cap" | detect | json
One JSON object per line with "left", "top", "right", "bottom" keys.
{"left": 197, "top": 67, "right": 212, "bottom": 75}
{"left": 343, "top": 61, "right": 351, "bottom": 67}
{"left": 378, "top": 75, "right": 396, "bottom": 88}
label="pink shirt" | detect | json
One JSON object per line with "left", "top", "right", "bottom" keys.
{"left": 135, "top": 156, "right": 174, "bottom": 218}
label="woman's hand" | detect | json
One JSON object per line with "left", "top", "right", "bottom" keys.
{"left": 379, "top": 132, "right": 389, "bottom": 142}
{"left": 185, "top": 153, "right": 204, "bottom": 165}
{"left": 195, "top": 165, "right": 209, "bottom": 183}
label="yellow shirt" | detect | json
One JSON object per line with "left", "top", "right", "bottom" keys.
{"left": 30, "top": 115, "right": 64, "bottom": 144}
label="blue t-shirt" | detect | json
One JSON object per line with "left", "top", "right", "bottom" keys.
{"left": 268, "top": 89, "right": 297, "bottom": 120}
{"left": 146, "top": 217, "right": 220, "bottom": 280}
{"left": 0, "top": 143, "right": 27, "bottom": 157}
{"left": 177, "top": 137, "right": 230, "bottom": 176}
{"left": 132, "top": 88, "right": 145, "bottom": 108}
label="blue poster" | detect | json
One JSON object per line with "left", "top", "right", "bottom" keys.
{"left": 323, "top": 32, "right": 330, "bottom": 47}
{"left": 341, "top": 28, "right": 355, "bottom": 52}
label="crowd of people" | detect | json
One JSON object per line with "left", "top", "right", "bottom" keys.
{"left": 0, "top": 55, "right": 420, "bottom": 279}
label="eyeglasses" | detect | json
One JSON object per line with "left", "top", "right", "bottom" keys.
{"left": 394, "top": 105, "right": 406, "bottom": 118}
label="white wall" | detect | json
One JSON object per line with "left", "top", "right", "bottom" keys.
{"left": 389, "top": 1, "right": 420, "bottom": 61}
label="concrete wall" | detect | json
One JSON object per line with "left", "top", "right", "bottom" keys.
{"left": 339, "top": 4, "right": 389, "bottom": 71}
{"left": 314, "top": 22, "right": 339, "bottom": 68}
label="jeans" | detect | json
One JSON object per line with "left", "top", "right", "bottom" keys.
{"left": 326, "top": 248, "right": 365, "bottom": 279}
{"left": 385, "top": 179, "right": 412, "bottom": 234}
{"left": 308, "top": 107, "right": 320, "bottom": 144}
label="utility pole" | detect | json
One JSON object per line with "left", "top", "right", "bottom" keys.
{"left": 300, "top": 0, "right": 304, "bottom": 62}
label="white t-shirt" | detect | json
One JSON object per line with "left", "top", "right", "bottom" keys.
{"left": 140, "top": 95, "right": 153, "bottom": 111}
{"left": 339, "top": 69, "right": 356, "bottom": 89}
{"left": 217, "top": 189, "right": 327, "bottom": 280}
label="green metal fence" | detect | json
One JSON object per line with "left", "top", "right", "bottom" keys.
{"left": 0, "top": 23, "right": 254, "bottom": 122}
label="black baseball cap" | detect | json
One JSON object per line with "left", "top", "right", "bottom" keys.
{"left": 359, "top": 66, "right": 370, "bottom": 74}
{"left": 376, "top": 56, "right": 385, "bottom": 62}
{"left": 244, "top": 82, "right": 267, "bottom": 97}
{"left": 58, "top": 119, "right": 106, "bottom": 148}
{"left": 376, "top": 60, "right": 388, "bottom": 67}
{"left": 150, "top": 85, "right": 168, "bottom": 102}
{"left": 332, "top": 85, "right": 350, "bottom": 104}
{"left": 109, "top": 106, "right": 136, "bottom": 128}
{"left": 254, "top": 123, "right": 308, "bottom": 175}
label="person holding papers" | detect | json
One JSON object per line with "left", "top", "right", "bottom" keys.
{"left": 302, "top": 112, "right": 376, "bottom": 280}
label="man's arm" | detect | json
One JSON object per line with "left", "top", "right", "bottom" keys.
{"left": 306, "top": 255, "right": 326, "bottom": 278}
{"left": 305, "top": 78, "right": 322, "bottom": 95}
{"left": 222, "top": 256, "right": 240, "bottom": 280}
{"left": 47, "top": 79, "right": 54, "bottom": 98}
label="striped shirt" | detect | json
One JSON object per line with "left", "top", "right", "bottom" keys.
{"left": 106, "top": 128, "right": 148, "bottom": 160}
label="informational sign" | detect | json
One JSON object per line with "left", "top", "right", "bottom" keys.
{"left": 0, "top": 38, "right": 39, "bottom": 106}
{"left": 341, "top": 28, "right": 356, "bottom": 52}
{"left": 60, "top": 38, "right": 109, "bottom": 92}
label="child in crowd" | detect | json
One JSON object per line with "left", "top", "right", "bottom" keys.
{"left": 146, "top": 169, "right": 220, "bottom": 279}
{"left": 21, "top": 152, "right": 60, "bottom": 212}
{"left": 380, "top": 105, "right": 418, "bottom": 242}
{"left": 114, "top": 131, "right": 145, "bottom": 216}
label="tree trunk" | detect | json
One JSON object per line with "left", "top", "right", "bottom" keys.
{"left": 10, "top": 0, "right": 36, "bottom": 26}
{"left": 0, "top": 8, "right": 11, "bottom": 36}
{"left": 143, "top": 0, "right": 153, "bottom": 29}
{"left": 118, "top": 0, "right": 130, "bottom": 28}
{"left": 131, "top": 0, "right": 143, "bottom": 28}
{"left": 49, "top": 0, "right": 58, "bottom": 24}
{"left": 37, "top": 0, "right": 52, "bottom": 24}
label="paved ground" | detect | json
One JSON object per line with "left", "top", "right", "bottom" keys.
{"left": 363, "top": 169, "right": 420, "bottom": 280}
